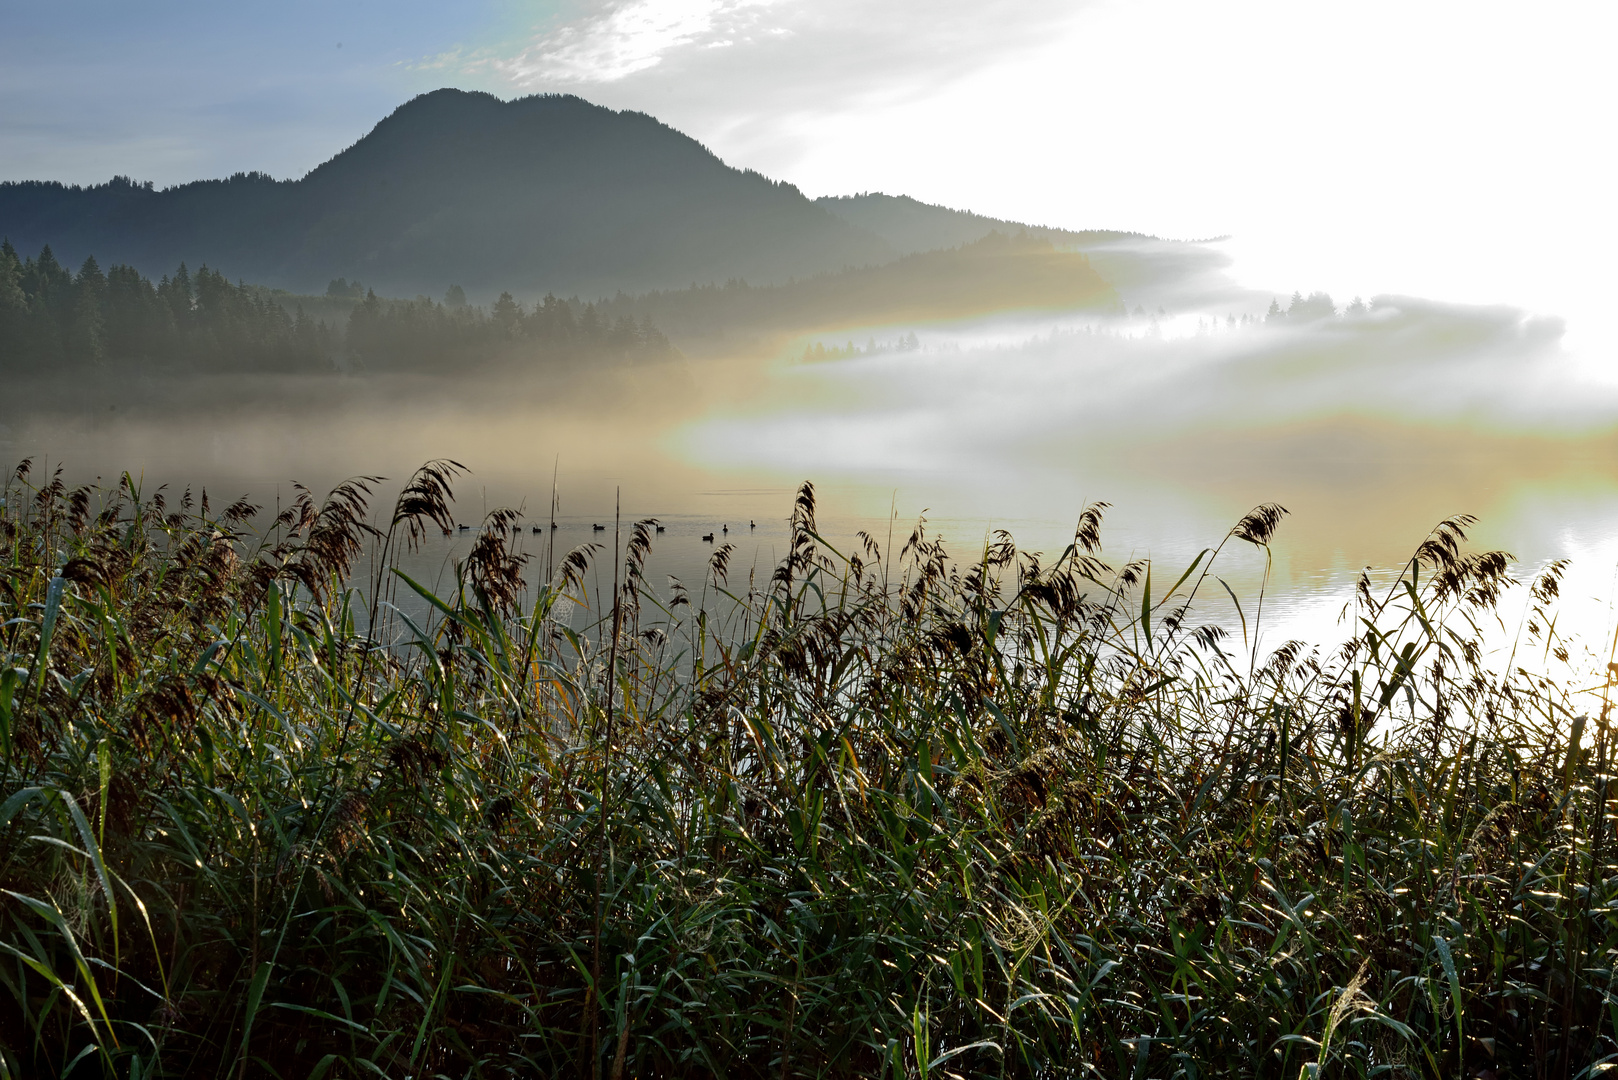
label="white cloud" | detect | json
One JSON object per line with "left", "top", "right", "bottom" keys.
{"left": 467, "top": 0, "right": 1081, "bottom": 131}
{"left": 493, "top": 0, "right": 782, "bottom": 85}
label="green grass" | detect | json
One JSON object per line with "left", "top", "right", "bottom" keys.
{"left": 0, "top": 458, "right": 1614, "bottom": 1079}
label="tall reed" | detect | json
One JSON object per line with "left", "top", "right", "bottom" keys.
{"left": 0, "top": 459, "right": 1613, "bottom": 1079}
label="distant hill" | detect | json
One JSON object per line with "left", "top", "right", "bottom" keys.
{"left": 0, "top": 90, "right": 896, "bottom": 300}
{"left": 816, "top": 192, "right": 1139, "bottom": 255}
{"left": 0, "top": 90, "right": 1243, "bottom": 312}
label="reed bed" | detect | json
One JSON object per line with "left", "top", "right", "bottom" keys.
{"left": 0, "top": 459, "right": 1614, "bottom": 1079}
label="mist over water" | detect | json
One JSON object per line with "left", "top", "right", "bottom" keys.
{"left": 6, "top": 233, "right": 1616, "bottom": 665}
{"left": 673, "top": 276, "right": 1618, "bottom": 659}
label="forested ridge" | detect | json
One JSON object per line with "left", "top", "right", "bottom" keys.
{"left": 0, "top": 90, "right": 894, "bottom": 298}
{"left": 0, "top": 241, "right": 672, "bottom": 379}
{"left": 816, "top": 192, "right": 1144, "bottom": 257}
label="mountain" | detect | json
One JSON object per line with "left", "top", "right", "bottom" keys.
{"left": 1, "top": 89, "right": 1240, "bottom": 311}
{"left": 0, "top": 90, "right": 897, "bottom": 300}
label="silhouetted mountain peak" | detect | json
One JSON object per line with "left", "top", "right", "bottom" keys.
{"left": 306, "top": 90, "right": 660, "bottom": 183}
{"left": 0, "top": 92, "right": 892, "bottom": 297}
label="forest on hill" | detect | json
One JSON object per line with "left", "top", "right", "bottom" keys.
{"left": 0, "top": 91, "right": 1187, "bottom": 308}
{"left": 817, "top": 192, "right": 1144, "bottom": 256}
{"left": 0, "top": 90, "right": 894, "bottom": 299}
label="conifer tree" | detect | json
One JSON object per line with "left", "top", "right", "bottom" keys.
{"left": 68, "top": 255, "right": 108, "bottom": 367}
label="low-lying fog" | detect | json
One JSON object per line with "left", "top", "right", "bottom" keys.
{"left": 6, "top": 243, "right": 1616, "bottom": 667}
{"left": 680, "top": 290, "right": 1618, "bottom": 658}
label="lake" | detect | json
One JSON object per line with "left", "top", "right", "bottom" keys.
{"left": 7, "top": 298, "right": 1617, "bottom": 675}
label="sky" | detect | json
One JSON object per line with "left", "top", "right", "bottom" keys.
{"left": 3, "top": 0, "right": 1615, "bottom": 363}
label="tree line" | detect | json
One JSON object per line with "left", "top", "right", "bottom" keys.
{"left": 343, "top": 285, "right": 670, "bottom": 373}
{"left": 0, "top": 241, "right": 336, "bottom": 375}
{"left": 0, "top": 241, "right": 672, "bottom": 379}
{"left": 1265, "top": 290, "right": 1369, "bottom": 323}
{"left": 589, "top": 231, "right": 1117, "bottom": 355}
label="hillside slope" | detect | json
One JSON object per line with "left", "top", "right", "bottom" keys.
{"left": 0, "top": 90, "right": 895, "bottom": 299}
{"left": 815, "top": 192, "right": 1138, "bottom": 254}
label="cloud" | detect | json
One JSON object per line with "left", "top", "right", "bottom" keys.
{"left": 492, "top": 0, "right": 783, "bottom": 85}
{"left": 452, "top": 0, "right": 1084, "bottom": 175}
